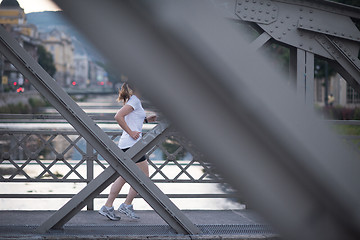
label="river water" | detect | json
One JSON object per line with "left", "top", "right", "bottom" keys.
{"left": 0, "top": 95, "right": 244, "bottom": 211}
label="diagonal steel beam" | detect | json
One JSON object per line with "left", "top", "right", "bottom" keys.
{"left": 0, "top": 25, "right": 200, "bottom": 235}
{"left": 54, "top": 1, "right": 360, "bottom": 239}
{"left": 37, "top": 122, "right": 171, "bottom": 232}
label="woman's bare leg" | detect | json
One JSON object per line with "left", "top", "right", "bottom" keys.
{"left": 124, "top": 160, "right": 149, "bottom": 205}
{"left": 105, "top": 176, "right": 126, "bottom": 207}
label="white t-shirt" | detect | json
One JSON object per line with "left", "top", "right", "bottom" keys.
{"left": 118, "top": 95, "right": 146, "bottom": 149}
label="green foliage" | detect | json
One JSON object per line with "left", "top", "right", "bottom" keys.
{"left": 0, "top": 97, "right": 47, "bottom": 114}
{"left": 320, "top": 106, "right": 360, "bottom": 120}
{"left": 332, "top": 125, "right": 360, "bottom": 136}
{"left": 37, "top": 45, "right": 56, "bottom": 77}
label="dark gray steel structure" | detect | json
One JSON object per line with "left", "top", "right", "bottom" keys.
{"left": 230, "top": 0, "right": 360, "bottom": 102}
{"left": 0, "top": 0, "right": 360, "bottom": 240}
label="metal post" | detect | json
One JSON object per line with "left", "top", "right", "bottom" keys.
{"left": 305, "top": 51, "right": 314, "bottom": 104}
{"left": 86, "top": 141, "right": 94, "bottom": 210}
{"left": 325, "top": 61, "right": 329, "bottom": 106}
{"left": 289, "top": 46, "right": 297, "bottom": 88}
{"left": 297, "top": 48, "right": 306, "bottom": 102}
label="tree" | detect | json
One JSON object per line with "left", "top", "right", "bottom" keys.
{"left": 37, "top": 45, "right": 56, "bottom": 77}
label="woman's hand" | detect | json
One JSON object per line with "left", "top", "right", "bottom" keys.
{"left": 130, "top": 130, "right": 141, "bottom": 140}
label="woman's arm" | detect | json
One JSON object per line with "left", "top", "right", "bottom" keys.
{"left": 115, "top": 105, "right": 141, "bottom": 140}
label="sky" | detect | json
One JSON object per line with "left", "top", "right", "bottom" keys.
{"left": 17, "top": 0, "right": 61, "bottom": 13}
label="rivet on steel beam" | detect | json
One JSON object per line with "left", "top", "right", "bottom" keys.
{"left": 273, "top": 7, "right": 276, "bottom": 11}
{"left": 238, "top": 2, "right": 242, "bottom": 5}
{"left": 245, "top": 6, "right": 248, "bottom": 10}
{"left": 266, "top": 11, "right": 270, "bottom": 14}
{"left": 251, "top": 17, "right": 254, "bottom": 20}
{"left": 309, "top": 47, "right": 313, "bottom": 50}
{"left": 334, "top": 32, "right": 337, "bottom": 35}
{"left": 300, "top": 8, "right": 303, "bottom": 11}
{"left": 252, "top": 8, "right": 255, "bottom": 12}
{"left": 259, "top": 10, "right": 262, "bottom": 13}
{"left": 341, "top": 33, "right": 345, "bottom": 36}
{"left": 318, "top": 28, "right": 321, "bottom": 31}
{"left": 326, "top": 30, "right": 329, "bottom": 33}
{"left": 243, "top": 15, "right": 247, "bottom": 18}
{"left": 352, "top": 58, "right": 356, "bottom": 61}
{"left": 278, "top": 36, "right": 282, "bottom": 40}
{"left": 265, "top": 19, "right": 269, "bottom": 22}
{"left": 309, "top": 10, "right": 313, "bottom": 13}
{"left": 349, "top": 35, "right": 353, "bottom": 39}
{"left": 281, "top": 20, "right": 284, "bottom": 23}
{"left": 293, "top": 24, "right": 296, "bottom": 27}
{"left": 300, "top": 43, "right": 303, "bottom": 46}
{"left": 258, "top": 18, "right": 261, "bottom": 21}
{"left": 260, "top": 0, "right": 264, "bottom": 5}
{"left": 272, "top": 16, "right": 276, "bottom": 19}
{"left": 275, "top": 25, "right": 279, "bottom": 28}
{"left": 309, "top": 18, "right": 313, "bottom": 21}
{"left": 246, "top": 0, "right": 249, "bottom": 2}
{"left": 299, "top": 24, "right": 303, "bottom": 27}
{"left": 286, "top": 16, "right": 290, "bottom": 19}
{"left": 300, "top": 16, "right": 303, "bottom": 19}
{"left": 237, "top": 10, "right": 241, "bottom": 13}
{"left": 270, "top": 29, "right": 273, "bottom": 33}
{"left": 253, "top": 0, "right": 256, "bottom": 3}
{"left": 267, "top": 2, "right": 271, "bottom": 6}
{"left": 283, "top": 32, "right": 286, "bottom": 35}
{"left": 288, "top": 28, "right": 291, "bottom": 31}
{"left": 310, "top": 26, "right": 313, "bottom": 29}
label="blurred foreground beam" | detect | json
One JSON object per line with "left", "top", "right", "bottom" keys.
{"left": 54, "top": 1, "right": 360, "bottom": 240}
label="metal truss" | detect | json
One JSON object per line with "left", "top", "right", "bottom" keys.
{"left": 53, "top": 1, "right": 360, "bottom": 240}
{"left": 0, "top": 25, "right": 200, "bottom": 235}
{"left": 225, "top": 0, "right": 360, "bottom": 97}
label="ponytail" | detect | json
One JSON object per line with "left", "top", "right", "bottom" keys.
{"left": 117, "top": 82, "right": 133, "bottom": 103}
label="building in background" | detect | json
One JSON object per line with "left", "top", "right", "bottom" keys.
{"left": 0, "top": 0, "right": 39, "bottom": 92}
{"left": 39, "top": 28, "right": 74, "bottom": 87}
{"left": 314, "top": 74, "right": 360, "bottom": 108}
{"left": 88, "top": 61, "right": 109, "bottom": 87}
{"left": 74, "top": 53, "right": 89, "bottom": 87}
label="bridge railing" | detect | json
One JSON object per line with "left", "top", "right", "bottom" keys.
{"left": 0, "top": 114, "right": 236, "bottom": 210}
{"left": 1, "top": 115, "right": 359, "bottom": 210}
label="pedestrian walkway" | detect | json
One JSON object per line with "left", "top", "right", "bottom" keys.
{"left": 0, "top": 210, "right": 279, "bottom": 239}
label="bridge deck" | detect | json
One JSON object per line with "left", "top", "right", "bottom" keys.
{"left": 0, "top": 210, "right": 278, "bottom": 239}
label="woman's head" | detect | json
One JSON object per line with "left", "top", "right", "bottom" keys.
{"left": 117, "top": 82, "right": 135, "bottom": 103}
